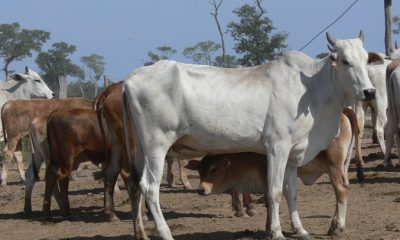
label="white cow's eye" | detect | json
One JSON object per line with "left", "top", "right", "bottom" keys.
{"left": 342, "top": 60, "right": 350, "bottom": 66}
{"left": 34, "top": 79, "right": 41, "bottom": 83}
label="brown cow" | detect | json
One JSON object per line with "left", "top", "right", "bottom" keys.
{"left": 43, "top": 108, "right": 110, "bottom": 219}
{"left": 185, "top": 109, "right": 358, "bottom": 236}
{"left": 0, "top": 98, "right": 92, "bottom": 186}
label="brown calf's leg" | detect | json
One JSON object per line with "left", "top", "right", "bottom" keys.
{"left": 230, "top": 189, "right": 245, "bottom": 217}
{"left": 1, "top": 139, "right": 18, "bottom": 186}
{"left": 58, "top": 176, "right": 71, "bottom": 218}
{"left": 243, "top": 193, "right": 256, "bottom": 216}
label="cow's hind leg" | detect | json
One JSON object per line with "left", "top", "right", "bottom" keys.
{"left": 178, "top": 159, "right": 192, "bottom": 189}
{"left": 58, "top": 176, "right": 71, "bottom": 218}
{"left": 43, "top": 166, "right": 57, "bottom": 219}
{"left": 327, "top": 167, "right": 348, "bottom": 236}
{"left": 230, "top": 189, "right": 245, "bottom": 217}
{"left": 24, "top": 152, "right": 44, "bottom": 214}
{"left": 1, "top": 139, "right": 18, "bottom": 186}
{"left": 104, "top": 147, "right": 122, "bottom": 222}
{"left": 283, "top": 165, "right": 312, "bottom": 240}
{"left": 14, "top": 141, "right": 26, "bottom": 182}
{"left": 136, "top": 144, "right": 173, "bottom": 240}
{"left": 243, "top": 192, "right": 256, "bottom": 216}
{"left": 128, "top": 143, "right": 149, "bottom": 240}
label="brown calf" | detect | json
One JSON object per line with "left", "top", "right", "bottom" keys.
{"left": 0, "top": 98, "right": 92, "bottom": 185}
{"left": 186, "top": 109, "right": 358, "bottom": 236}
{"left": 43, "top": 108, "right": 109, "bottom": 219}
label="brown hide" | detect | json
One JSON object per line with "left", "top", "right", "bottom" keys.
{"left": 0, "top": 98, "right": 93, "bottom": 185}
{"left": 47, "top": 108, "right": 106, "bottom": 178}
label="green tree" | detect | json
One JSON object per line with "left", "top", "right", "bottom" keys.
{"left": 0, "top": 22, "right": 50, "bottom": 79}
{"left": 227, "top": 0, "right": 287, "bottom": 66}
{"left": 316, "top": 52, "right": 329, "bottom": 59}
{"left": 183, "top": 40, "right": 221, "bottom": 65}
{"left": 81, "top": 54, "right": 106, "bottom": 97}
{"left": 36, "top": 42, "right": 84, "bottom": 94}
{"left": 213, "top": 54, "right": 238, "bottom": 67}
{"left": 145, "top": 45, "right": 177, "bottom": 65}
{"left": 68, "top": 80, "right": 107, "bottom": 99}
{"left": 394, "top": 15, "right": 400, "bottom": 35}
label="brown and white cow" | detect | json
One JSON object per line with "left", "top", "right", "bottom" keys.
{"left": 186, "top": 109, "right": 358, "bottom": 236}
{"left": 1, "top": 98, "right": 92, "bottom": 186}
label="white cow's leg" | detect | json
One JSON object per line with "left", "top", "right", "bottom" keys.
{"left": 371, "top": 109, "right": 378, "bottom": 144}
{"left": 327, "top": 170, "right": 348, "bottom": 236}
{"left": 177, "top": 159, "right": 192, "bottom": 189}
{"left": 375, "top": 117, "right": 386, "bottom": 159}
{"left": 354, "top": 103, "right": 365, "bottom": 166}
{"left": 266, "top": 143, "right": 290, "bottom": 240}
{"left": 138, "top": 144, "right": 173, "bottom": 240}
{"left": 383, "top": 114, "right": 395, "bottom": 167}
{"left": 166, "top": 155, "right": 174, "bottom": 188}
{"left": 284, "top": 165, "right": 311, "bottom": 240}
{"left": 24, "top": 152, "right": 44, "bottom": 214}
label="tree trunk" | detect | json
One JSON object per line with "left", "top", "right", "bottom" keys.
{"left": 80, "top": 84, "right": 85, "bottom": 98}
{"left": 211, "top": 0, "right": 226, "bottom": 67}
{"left": 384, "top": 0, "right": 393, "bottom": 56}
{"left": 103, "top": 75, "right": 109, "bottom": 88}
{"left": 58, "top": 76, "right": 68, "bottom": 99}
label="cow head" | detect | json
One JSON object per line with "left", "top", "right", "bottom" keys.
{"left": 9, "top": 66, "right": 54, "bottom": 99}
{"left": 327, "top": 31, "right": 375, "bottom": 104}
{"left": 185, "top": 157, "right": 232, "bottom": 195}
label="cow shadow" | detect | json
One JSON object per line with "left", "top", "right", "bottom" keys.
{"left": 60, "top": 230, "right": 271, "bottom": 240}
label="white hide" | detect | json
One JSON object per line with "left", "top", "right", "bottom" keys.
{"left": 123, "top": 34, "right": 373, "bottom": 240}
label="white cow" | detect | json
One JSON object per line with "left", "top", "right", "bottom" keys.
{"left": 122, "top": 32, "right": 376, "bottom": 240}
{"left": 0, "top": 67, "right": 54, "bottom": 185}
{"left": 384, "top": 59, "right": 400, "bottom": 167}
{"left": 354, "top": 53, "right": 391, "bottom": 172}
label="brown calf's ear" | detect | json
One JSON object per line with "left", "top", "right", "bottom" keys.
{"left": 368, "top": 52, "right": 384, "bottom": 65}
{"left": 185, "top": 160, "right": 201, "bottom": 170}
{"left": 221, "top": 159, "right": 231, "bottom": 169}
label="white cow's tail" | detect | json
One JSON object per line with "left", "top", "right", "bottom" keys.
{"left": 387, "top": 61, "right": 400, "bottom": 151}
{"left": 121, "top": 90, "right": 140, "bottom": 183}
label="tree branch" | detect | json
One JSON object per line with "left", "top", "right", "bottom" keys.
{"left": 210, "top": 0, "right": 226, "bottom": 67}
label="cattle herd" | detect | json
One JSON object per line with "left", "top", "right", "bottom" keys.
{"left": 0, "top": 33, "right": 400, "bottom": 240}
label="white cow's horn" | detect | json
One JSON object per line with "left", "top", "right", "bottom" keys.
{"left": 326, "top": 32, "right": 336, "bottom": 47}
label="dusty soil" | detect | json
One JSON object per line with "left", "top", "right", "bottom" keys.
{"left": 1, "top": 139, "right": 400, "bottom": 240}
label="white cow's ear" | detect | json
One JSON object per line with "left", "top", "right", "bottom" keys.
{"left": 368, "top": 52, "right": 384, "bottom": 65}
{"left": 9, "top": 74, "right": 25, "bottom": 81}
{"left": 330, "top": 53, "right": 337, "bottom": 67}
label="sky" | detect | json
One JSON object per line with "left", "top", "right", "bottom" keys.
{"left": 1, "top": 0, "right": 399, "bottom": 82}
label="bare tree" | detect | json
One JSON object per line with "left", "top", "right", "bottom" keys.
{"left": 384, "top": 0, "right": 393, "bottom": 56}
{"left": 210, "top": 0, "right": 226, "bottom": 67}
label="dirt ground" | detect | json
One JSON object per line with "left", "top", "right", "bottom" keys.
{"left": 1, "top": 139, "right": 400, "bottom": 240}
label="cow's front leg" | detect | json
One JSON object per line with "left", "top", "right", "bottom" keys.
{"left": 284, "top": 164, "right": 312, "bottom": 240}
{"left": 266, "top": 143, "right": 290, "bottom": 240}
